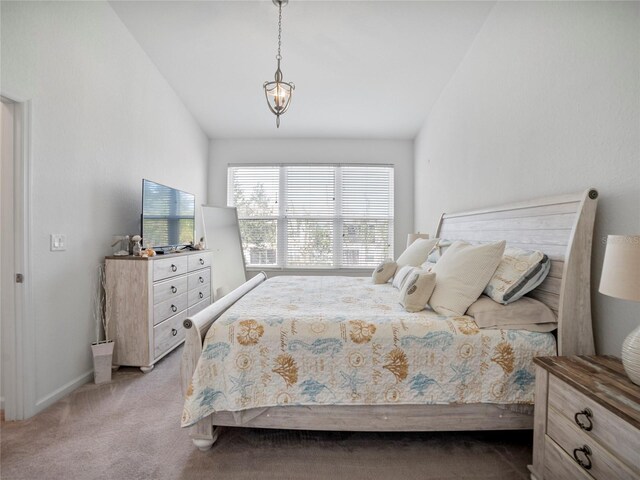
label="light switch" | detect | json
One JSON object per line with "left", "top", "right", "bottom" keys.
{"left": 50, "top": 234, "right": 66, "bottom": 251}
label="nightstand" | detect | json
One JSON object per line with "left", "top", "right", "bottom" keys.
{"left": 529, "top": 356, "right": 640, "bottom": 480}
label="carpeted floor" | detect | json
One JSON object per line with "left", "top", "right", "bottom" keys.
{"left": 1, "top": 347, "right": 533, "bottom": 480}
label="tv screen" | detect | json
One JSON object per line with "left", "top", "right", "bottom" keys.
{"left": 142, "top": 179, "right": 195, "bottom": 249}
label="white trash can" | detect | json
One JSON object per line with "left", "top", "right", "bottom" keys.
{"left": 91, "top": 341, "right": 114, "bottom": 384}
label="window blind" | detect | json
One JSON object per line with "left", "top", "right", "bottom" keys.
{"left": 228, "top": 165, "right": 394, "bottom": 269}
{"left": 227, "top": 166, "right": 279, "bottom": 266}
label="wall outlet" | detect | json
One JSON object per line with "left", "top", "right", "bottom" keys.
{"left": 50, "top": 234, "right": 66, "bottom": 251}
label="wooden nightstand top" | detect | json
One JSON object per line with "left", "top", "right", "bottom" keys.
{"left": 534, "top": 355, "right": 640, "bottom": 430}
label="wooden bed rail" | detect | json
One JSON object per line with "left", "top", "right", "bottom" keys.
{"left": 181, "top": 272, "right": 267, "bottom": 397}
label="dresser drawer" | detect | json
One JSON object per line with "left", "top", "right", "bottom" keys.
{"left": 188, "top": 286, "right": 210, "bottom": 306}
{"left": 548, "top": 374, "right": 640, "bottom": 472}
{"left": 547, "top": 405, "right": 638, "bottom": 479}
{"left": 188, "top": 252, "right": 212, "bottom": 272}
{"left": 188, "top": 269, "right": 210, "bottom": 290}
{"left": 543, "top": 436, "right": 593, "bottom": 480}
{"left": 153, "top": 292, "right": 188, "bottom": 326}
{"left": 153, "top": 276, "right": 188, "bottom": 305}
{"left": 153, "top": 311, "right": 186, "bottom": 359}
{"left": 153, "top": 256, "right": 188, "bottom": 281}
{"left": 188, "top": 296, "right": 211, "bottom": 316}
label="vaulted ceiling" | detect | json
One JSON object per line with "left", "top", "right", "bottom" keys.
{"left": 110, "top": 1, "right": 494, "bottom": 139}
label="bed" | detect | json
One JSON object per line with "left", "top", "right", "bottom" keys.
{"left": 180, "top": 189, "right": 598, "bottom": 451}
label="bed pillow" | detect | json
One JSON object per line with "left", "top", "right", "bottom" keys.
{"left": 372, "top": 259, "right": 397, "bottom": 284}
{"left": 466, "top": 295, "right": 557, "bottom": 332}
{"left": 399, "top": 271, "right": 436, "bottom": 312}
{"left": 392, "top": 265, "right": 417, "bottom": 290}
{"left": 426, "top": 239, "right": 453, "bottom": 263}
{"left": 396, "top": 238, "right": 439, "bottom": 268}
{"left": 420, "top": 261, "right": 437, "bottom": 272}
{"left": 428, "top": 240, "right": 506, "bottom": 316}
{"left": 484, "top": 248, "right": 551, "bottom": 304}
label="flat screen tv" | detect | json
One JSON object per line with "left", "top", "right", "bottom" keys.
{"left": 141, "top": 179, "right": 195, "bottom": 250}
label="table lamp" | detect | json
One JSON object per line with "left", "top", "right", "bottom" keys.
{"left": 599, "top": 235, "right": 640, "bottom": 386}
{"left": 407, "top": 233, "right": 429, "bottom": 249}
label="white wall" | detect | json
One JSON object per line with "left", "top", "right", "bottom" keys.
{"left": 1, "top": 1, "right": 209, "bottom": 414}
{"left": 414, "top": 1, "right": 640, "bottom": 355}
{"left": 208, "top": 138, "right": 414, "bottom": 264}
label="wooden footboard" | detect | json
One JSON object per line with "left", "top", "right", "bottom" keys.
{"left": 180, "top": 272, "right": 267, "bottom": 450}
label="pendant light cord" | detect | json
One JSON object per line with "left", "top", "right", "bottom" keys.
{"left": 276, "top": 1, "right": 282, "bottom": 61}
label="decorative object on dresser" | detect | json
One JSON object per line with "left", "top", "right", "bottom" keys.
{"left": 105, "top": 250, "right": 212, "bottom": 373}
{"left": 530, "top": 356, "right": 640, "bottom": 480}
{"left": 110, "top": 235, "right": 130, "bottom": 256}
{"left": 131, "top": 235, "right": 143, "bottom": 256}
{"left": 599, "top": 235, "right": 640, "bottom": 386}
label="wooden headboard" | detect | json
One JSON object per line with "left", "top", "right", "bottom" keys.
{"left": 435, "top": 189, "right": 598, "bottom": 356}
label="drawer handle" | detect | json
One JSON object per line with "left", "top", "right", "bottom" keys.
{"left": 199, "top": 277, "right": 204, "bottom": 284}
{"left": 171, "top": 304, "right": 177, "bottom": 313}
{"left": 574, "top": 408, "right": 593, "bottom": 431}
{"left": 572, "top": 445, "right": 592, "bottom": 470}
{"left": 171, "top": 286, "right": 177, "bottom": 294}
{"left": 199, "top": 292, "right": 204, "bottom": 299}
{"left": 171, "top": 264, "right": 177, "bottom": 272}
{"left": 171, "top": 328, "right": 177, "bottom": 336}
{"left": 199, "top": 258, "right": 204, "bottom": 265}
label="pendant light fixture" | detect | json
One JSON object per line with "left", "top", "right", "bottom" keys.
{"left": 263, "top": 0, "right": 295, "bottom": 128}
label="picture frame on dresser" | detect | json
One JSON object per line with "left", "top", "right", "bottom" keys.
{"left": 105, "top": 250, "right": 212, "bottom": 373}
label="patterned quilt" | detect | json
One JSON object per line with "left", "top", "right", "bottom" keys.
{"left": 181, "top": 276, "right": 556, "bottom": 427}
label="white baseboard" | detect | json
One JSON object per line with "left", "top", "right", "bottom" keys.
{"left": 35, "top": 370, "right": 93, "bottom": 413}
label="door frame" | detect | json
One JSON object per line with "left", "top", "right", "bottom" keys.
{"left": 1, "top": 93, "right": 34, "bottom": 420}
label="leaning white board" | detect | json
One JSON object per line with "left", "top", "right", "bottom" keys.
{"left": 201, "top": 206, "right": 247, "bottom": 300}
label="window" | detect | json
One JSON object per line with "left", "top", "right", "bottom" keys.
{"left": 228, "top": 165, "right": 394, "bottom": 269}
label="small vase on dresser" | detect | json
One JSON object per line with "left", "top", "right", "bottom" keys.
{"left": 105, "top": 250, "right": 212, "bottom": 373}
{"left": 529, "top": 356, "right": 640, "bottom": 480}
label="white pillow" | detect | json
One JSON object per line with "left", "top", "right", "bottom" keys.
{"left": 392, "top": 265, "right": 417, "bottom": 290}
{"left": 372, "top": 259, "right": 397, "bottom": 284}
{"left": 429, "top": 240, "right": 506, "bottom": 316}
{"left": 396, "top": 238, "right": 439, "bottom": 268}
{"left": 484, "top": 247, "right": 551, "bottom": 304}
{"left": 399, "top": 271, "right": 436, "bottom": 312}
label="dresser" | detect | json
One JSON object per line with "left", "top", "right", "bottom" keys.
{"left": 530, "top": 356, "right": 640, "bottom": 480}
{"left": 105, "top": 251, "right": 212, "bottom": 373}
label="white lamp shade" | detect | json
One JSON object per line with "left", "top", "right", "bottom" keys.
{"left": 407, "top": 233, "right": 430, "bottom": 249}
{"left": 599, "top": 235, "right": 640, "bottom": 302}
